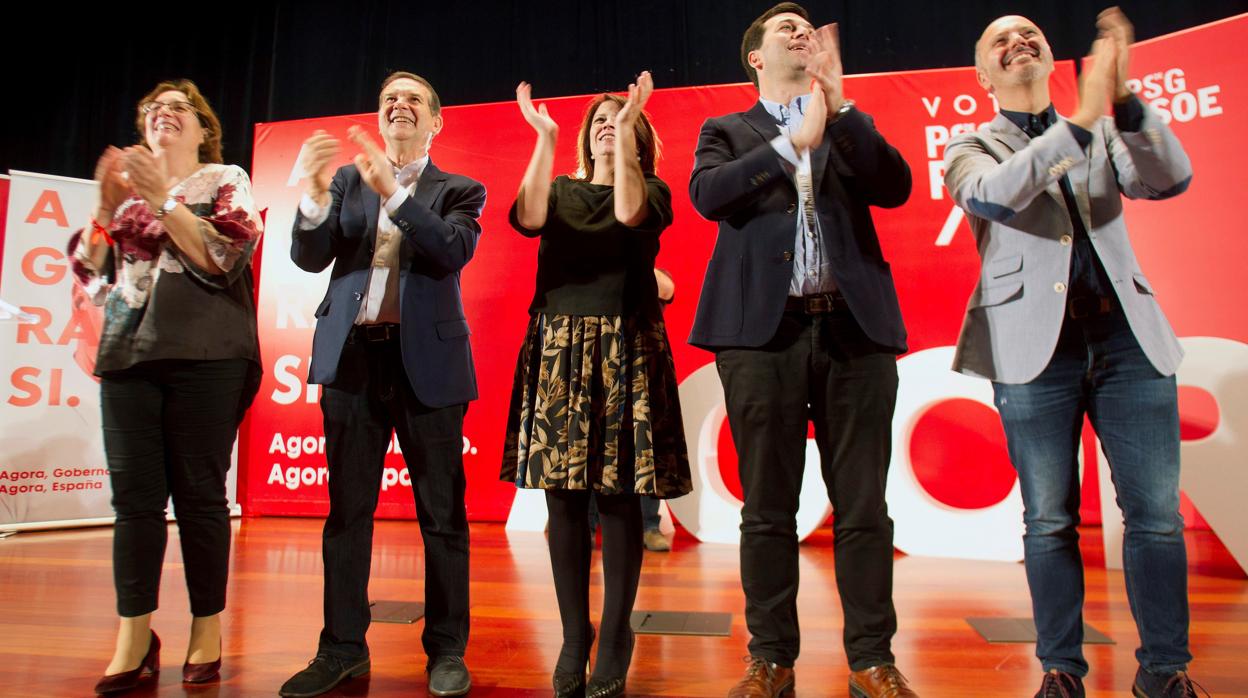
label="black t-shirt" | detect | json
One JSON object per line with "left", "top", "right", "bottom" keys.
{"left": 509, "top": 174, "right": 673, "bottom": 316}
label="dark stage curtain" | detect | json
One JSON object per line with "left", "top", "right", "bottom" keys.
{"left": 6, "top": 0, "right": 1246, "bottom": 180}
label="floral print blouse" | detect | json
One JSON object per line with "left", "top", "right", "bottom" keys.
{"left": 68, "top": 163, "right": 264, "bottom": 377}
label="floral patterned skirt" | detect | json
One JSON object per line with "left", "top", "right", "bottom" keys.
{"left": 500, "top": 312, "right": 693, "bottom": 498}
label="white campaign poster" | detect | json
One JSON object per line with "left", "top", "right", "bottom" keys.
{"left": 0, "top": 170, "right": 239, "bottom": 530}
{"left": 0, "top": 171, "right": 110, "bottom": 528}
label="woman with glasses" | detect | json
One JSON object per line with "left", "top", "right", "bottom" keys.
{"left": 500, "top": 72, "right": 692, "bottom": 698}
{"left": 70, "top": 79, "right": 262, "bottom": 694}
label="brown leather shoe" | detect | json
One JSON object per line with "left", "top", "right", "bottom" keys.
{"left": 849, "top": 664, "right": 919, "bottom": 698}
{"left": 727, "top": 656, "right": 794, "bottom": 698}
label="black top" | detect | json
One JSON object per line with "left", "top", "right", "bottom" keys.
{"left": 510, "top": 174, "right": 673, "bottom": 317}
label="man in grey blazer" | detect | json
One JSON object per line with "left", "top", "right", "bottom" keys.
{"left": 943, "top": 9, "right": 1198, "bottom": 698}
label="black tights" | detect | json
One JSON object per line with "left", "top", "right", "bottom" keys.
{"left": 546, "top": 490, "right": 642, "bottom": 680}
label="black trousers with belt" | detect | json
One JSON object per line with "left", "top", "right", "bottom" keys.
{"left": 317, "top": 328, "right": 470, "bottom": 660}
{"left": 714, "top": 302, "right": 899, "bottom": 670}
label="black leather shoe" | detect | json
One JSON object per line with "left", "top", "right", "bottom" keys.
{"left": 427, "top": 655, "right": 471, "bottom": 696}
{"left": 279, "top": 653, "right": 370, "bottom": 698}
{"left": 1035, "top": 670, "right": 1085, "bottom": 698}
{"left": 1132, "top": 668, "right": 1208, "bottom": 697}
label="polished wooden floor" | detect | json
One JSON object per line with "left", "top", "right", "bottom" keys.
{"left": 1, "top": 519, "right": 1245, "bottom": 697}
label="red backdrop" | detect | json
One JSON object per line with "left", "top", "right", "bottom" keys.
{"left": 242, "top": 16, "right": 1245, "bottom": 531}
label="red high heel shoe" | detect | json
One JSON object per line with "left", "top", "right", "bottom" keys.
{"left": 93, "top": 631, "right": 160, "bottom": 695}
{"left": 182, "top": 638, "right": 222, "bottom": 683}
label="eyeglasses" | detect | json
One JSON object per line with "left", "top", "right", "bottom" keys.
{"left": 140, "top": 100, "right": 198, "bottom": 116}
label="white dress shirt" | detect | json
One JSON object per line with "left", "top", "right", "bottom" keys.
{"left": 299, "top": 156, "right": 429, "bottom": 324}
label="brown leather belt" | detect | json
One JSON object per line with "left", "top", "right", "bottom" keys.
{"left": 1067, "top": 295, "right": 1114, "bottom": 319}
{"left": 351, "top": 323, "right": 400, "bottom": 342}
{"left": 784, "top": 292, "right": 849, "bottom": 314}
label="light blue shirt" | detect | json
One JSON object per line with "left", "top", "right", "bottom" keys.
{"left": 760, "top": 95, "right": 836, "bottom": 296}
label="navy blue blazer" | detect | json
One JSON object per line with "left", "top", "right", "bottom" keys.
{"left": 291, "top": 161, "right": 486, "bottom": 408}
{"left": 687, "top": 101, "right": 911, "bottom": 353}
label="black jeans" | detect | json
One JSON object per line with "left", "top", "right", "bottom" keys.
{"left": 317, "top": 335, "right": 470, "bottom": 660}
{"left": 101, "top": 358, "right": 250, "bottom": 618}
{"left": 715, "top": 308, "right": 898, "bottom": 670}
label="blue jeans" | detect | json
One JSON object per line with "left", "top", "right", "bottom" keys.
{"left": 640, "top": 495, "right": 662, "bottom": 531}
{"left": 992, "top": 309, "right": 1190, "bottom": 677}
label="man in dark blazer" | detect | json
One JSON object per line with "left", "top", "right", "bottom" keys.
{"left": 944, "top": 11, "right": 1197, "bottom": 698}
{"left": 687, "top": 4, "right": 916, "bottom": 697}
{"left": 279, "top": 71, "right": 485, "bottom": 698}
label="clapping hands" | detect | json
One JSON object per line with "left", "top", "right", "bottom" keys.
{"left": 517, "top": 81, "right": 559, "bottom": 139}
{"left": 348, "top": 125, "right": 399, "bottom": 198}
{"left": 805, "top": 24, "right": 845, "bottom": 116}
{"left": 1096, "top": 6, "right": 1134, "bottom": 101}
{"left": 614, "top": 70, "right": 654, "bottom": 133}
{"left": 93, "top": 147, "right": 131, "bottom": 215}
{"left": 298, "top": 130, "right": 341, "bottom": 200}
{"left": 120, "top": 146, "right": 170, "bottom": 210}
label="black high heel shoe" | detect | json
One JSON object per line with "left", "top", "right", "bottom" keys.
{"left": 93, "top": 631, "right": 160, "bottom": 695}
{"left": 553, "top": 671, "right": 587, "bottom": 698}
{"left": 586, "top": 675, "right": 627, "bottom": 698}
{"left": 552, "top": 624, "right": 596, "bottom": 698}
{"left": 585, "top": 628, "right": 633, "bottom": 698}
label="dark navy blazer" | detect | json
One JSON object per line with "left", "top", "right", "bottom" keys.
{"left": 291, "top": 162, "right": 486, "bottom": 408}
{"left": 687, "top": 101, "right": 911, "bottom": 353}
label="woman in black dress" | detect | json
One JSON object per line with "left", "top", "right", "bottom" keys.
{"left": 501, "top": 72, "right": 692, "bottom": 698}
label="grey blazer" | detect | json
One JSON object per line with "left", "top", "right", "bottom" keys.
{"left": 943, "top": 102, "right": 1192, "bottom": 384}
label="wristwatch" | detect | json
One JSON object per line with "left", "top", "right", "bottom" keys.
{"left": 831, "top": 99, "right": 856, "bottom": 122}
{"left": 153, "top": 196, "right": 178, "bottom": 220}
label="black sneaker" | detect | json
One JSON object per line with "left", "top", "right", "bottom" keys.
{"left": 279, "top": 653, "right": 370, "bottom": 698}
{"left": 1035, "top": 670, "right": 1085, "bottom": 698}
{"left": 427, "top": 655, "right": 472, "bottom": 696}
{"left": 1132, "top": 668, "right": 1209, "bottom": 697}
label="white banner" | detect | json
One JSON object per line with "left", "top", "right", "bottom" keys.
{"left": 0, "top": 170, "right": 239, "bottom": 530}
{"left": 1, "top": 171, "right": 111, "bottom": 528}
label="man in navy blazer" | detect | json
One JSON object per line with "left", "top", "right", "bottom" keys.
{"left": 280, "top": 72, "right": 484, "bottom": 698}
{"left": 688, "top": 4, "right": 915, "bottom": 697}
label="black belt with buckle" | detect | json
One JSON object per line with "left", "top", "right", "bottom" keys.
{"left": 784, "top": 292, "right": 849, "bottom": 314}
{"left": 1067, "top": 295, "right": 1114, "bottom": 319}
{"left": 351, "top": 323, "right": 400, "bottom": 342}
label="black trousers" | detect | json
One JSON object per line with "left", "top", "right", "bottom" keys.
{"left": 715, "top": 308, "right": 898, "bottom": 670}
{"left": 101, "top": 358, "right": 250, "bottom": 618}
{"left": 317, "top": 334, "right": 470, "bottom": 660}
